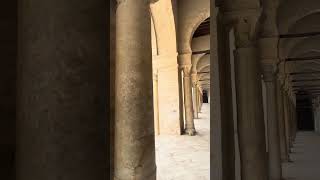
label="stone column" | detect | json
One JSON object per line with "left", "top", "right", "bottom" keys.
{"left": 197, "top": 87, "right": 201, "bottom": 113}
{"left": 283, "top": 89, "right": 292, "bottom": 153}
{"left": 192, "top": 73, "right": 199, "bottom": 119}
{"left": 199, "top": 89, "right": 203, "bottom": 112}
{"left": 16, "top": 1, "right": 107, "bottom": 179}
{"left": 231, "top": 13, "right": 268, "bottom": 180}
{"left": 276, "top": 80, "right": 289, "bottom": 162}
{"left": 262, "top": 65, "right": 282, "bottom": 180}
{"left": 290, "top": 98, "right": 297, "bottom": 142}
{"left": 287, "top": 94, "right": 294, "bottom": 148}
{"left": 259, "top": 37, "right": 282, "bottom": 180}
{"left": 114, "top": 0, "right": 156, "bottom": 179}
{"left": 180, "top": 60, "right": 196, "bottom": 135}
{"left": 153, "top": 73, "right": 160, "bottom": 135}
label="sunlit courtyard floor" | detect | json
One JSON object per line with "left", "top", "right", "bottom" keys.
{"left": 155, "top": 103, "right": 210, "bottom": 180}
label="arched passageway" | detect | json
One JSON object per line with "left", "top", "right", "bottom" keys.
{"left": 2, "top": 0, "right": 320, "bottom": 180}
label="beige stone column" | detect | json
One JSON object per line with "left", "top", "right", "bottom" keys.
{"left": 283, "top": 89, "right": 292, "bottom": 153}
{"left": 289, "top": 97, "right": 297, "bottom": 143}
{"left": 259, "top": 37, "right": 282, "bottom": 180}
{"left": 199, "top": 88, "right": 203, "bottom": 112}
{"left": 287, "top": 93, "right": 294, "bottom": 148}
{"left": 230, "top": 13, "right": 268, "bottom": 180}
{"left": 153, "top": 73, "right": 160, "bottom": 135}
{"left": 276, "top": 80, "right": 289, "bottom": 162}
{"left": 197, "top": 87, "right": 201, "bottom": 113}
{"left": 114, "top": 0, "right": 156, "bottom": 179}
{"left": 192, "top": 73, "right": 199, "bottom": 119}
{"left": 16, "top": 1, "right": 108, "bottom": 179}
{"left": 178, "top": 53, "right": 196, "bottom": 135}
{"left": 262, "top": 65, "right": 282, "bottom": 180}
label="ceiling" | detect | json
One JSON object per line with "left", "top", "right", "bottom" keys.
{"left": 193, "top": 18, "right": 210, "bottom": 38}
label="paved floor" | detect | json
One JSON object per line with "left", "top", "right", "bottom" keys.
{"left": 155, "top": 104, "right": 210, "bottom": 180}
{"left": 283, "top": 131, "right": 320, "bottom": 180}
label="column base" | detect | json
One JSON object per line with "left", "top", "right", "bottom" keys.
{"left": 114, "top": 168, "right": 157, "bottom": 180}
{"left": 184, "top": 128, "right": 196, "bottom": 136}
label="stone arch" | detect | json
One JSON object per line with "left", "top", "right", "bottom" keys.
{"left": 150, "top": 0, "right": 178, "bottom": 56}
{"left": 277, "top": 0, "right": 320, "bottom": 34}
{"left": 177, "top": 0, "right": 210, "bottom": 53}
{"left": 197, "top": 54, "right": 210, "bottom": 71}
{"left": 279, "top": 12, "right": 320, "bottom": 58}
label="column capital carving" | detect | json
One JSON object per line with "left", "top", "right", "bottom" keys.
{"left": 258, "top": 37, "right": 279, "bottom": 63}
{"left": 182, "top": 65, "right": 192, "bottom": 77}
{"left": 262, "top": 63, "right": 277, "bottom": 82}
{"left": 178, "top": 53, "right": 192, "bottom": 67}
{"left": 191, "top": 73, "right": 198, "bottom": 86}
{"left": 221, "top": 9, "right": 261, "bottom": 48}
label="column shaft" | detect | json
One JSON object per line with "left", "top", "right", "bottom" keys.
{"left": 153, "top": 74, "right": 160, "bottom": 135}
{"left": 283, "top": 92, "right": 291, "bottom": 153}
{"left": 193, "top": 85, "right": 199, "bottom": 119}
{"left": 276, "top": 83, "right": 288, "bottom": 162}
{"left": 234, "top": 47, "right": 268, "bottom": 180}
{"left": 17, "top": 1, "right": 107, "bottom": 179}
{"left": 114, "top": 0, "right": 156, "bottom": 179}
{"left": 265, "top": 78, "right": 282, "bottom": 180}
{"left": 183, "top": 67, "right": 196, "bottom": 135}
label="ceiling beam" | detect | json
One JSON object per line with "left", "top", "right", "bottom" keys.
{"left": 289, "top": 71, "right": 320, "bottom": 75}
{"left": 279, "top": 31, "right": 320, "bottom": 39}
{"left": 197, "top": 71, "right": 210, "bottom": 74}
{"left": 293, "top": 84, "right": 320, "bottom": 88}
{"left": 192, "top": 50, "right": 210, "bottom": 55}
{"left": 285, "top": 56, "right": 320, "bottom": 62}
{"left": 292, "top": 79, "right": 320, "bottom": 82}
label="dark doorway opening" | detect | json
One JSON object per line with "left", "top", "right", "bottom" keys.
{"left": 203, "top": 90, "right": 208, "bottom": 103}
{"left": 296, "top": 93, "right": 314, "bottom": 131}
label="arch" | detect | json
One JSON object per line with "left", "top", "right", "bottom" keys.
{"left": 191, "top": 53, "right": 207, "bottom": 73}
{"left": 196, "top": 54, "right": 210, "bottom": 71}
{"left": 277, "top": 0, "right": 320, "bottom": 34}
{"left": 150, "top": 0, "right": 178, "bottom": 55}
{"left": 177, "top": 0, "right": 210, "bottom": 53}
{"left": 278, "top": 12, "right": 320, "bottom": 58}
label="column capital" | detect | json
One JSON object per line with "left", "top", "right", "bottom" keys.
{"left": 182, "top": 65, "right": 192, "bottom": 76}
{"left": 258, "top": 37, "right": 279, "bottom": 63}
{"left": 191, "top": 73, "right": 198, "bottom": 85}
{"left": 221, "top": 9, "right": 261, "bottom": 48}
{"left": 262, "top": 63, "right": 277, "bottom": 82}
{"left": 178, "top": 53, "right": 192, "bottom": 67}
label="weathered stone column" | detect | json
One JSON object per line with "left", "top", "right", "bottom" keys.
{"left": 17, "top": 1, "right": 107, "bottom": 179}
{"left": 178, "top": 53, "right": 196, "bottom": 135}
{"left": 289, "top": 97, "right": 297, "bottom": 142}
{"left": 153, "top": 72, "right": 160, "bottom": 135}
{"left": 196, "top": 85, "right": 200, "bottom": 113}
{"left": 114, "top": 0, "right": 156, "bottom": 179}
{"left": 192, "top": 73, "right": 199, "bottom": 119}
{"left": 283, "top": 87, "right": 292, "bottom": 153}
{"left": 230, "top": 13, "right": 268, "bottom": 180}
{"left": 262, "top": 65, "right": 282, "bottom": 180}
{"left": 287, "top": 93, "right": 294, "bottom": 148}
{"left": 276, "top": 79, "right": 289, "bottom": 162}
{"left": 199, "top": 89, "right": 203, "bottom": 112}
{"left": 259, "top": 37, "right": 282, "bottom": 180}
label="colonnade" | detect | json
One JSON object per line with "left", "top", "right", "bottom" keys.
{"left": 12, "top": 0, "right": 301, "bottom": 180}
